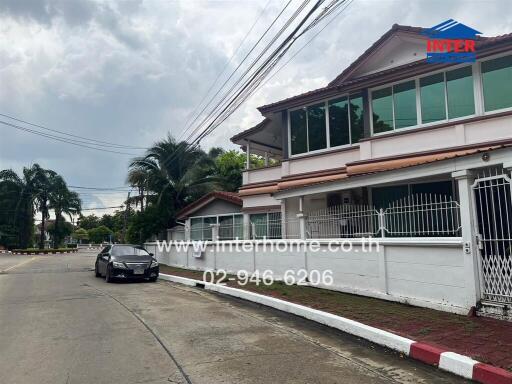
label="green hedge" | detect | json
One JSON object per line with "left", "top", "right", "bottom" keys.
{"left": 11, "top": 248, "right": 78, "bottom": 254}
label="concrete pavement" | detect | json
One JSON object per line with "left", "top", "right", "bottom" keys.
{"left": 0, "top": 251, "right": 469, "bottom": 384}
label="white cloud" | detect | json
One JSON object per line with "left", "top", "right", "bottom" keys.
{"left": 1, "top": 0, "right": 512, "bottom": 210}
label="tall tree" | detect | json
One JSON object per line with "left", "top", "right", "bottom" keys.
{"left": 0, "top": 165, "right": 43, "bottom": 248}
{"left": 33, "top": 167, "right": 55, "bottom": 249}
{"left": 128, "top": 135, "right": 215, "bottom": 225}
{"left": 126, "top": 168, "right": 147, "bottom": 212}
{"left": 49, "top": 176, "right": 81, "bottom": 248}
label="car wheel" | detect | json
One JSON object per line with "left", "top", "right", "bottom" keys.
{"left": 105, "top": 265, "right": 114, "bottom": 283}
{"left": 95, "top": 263, "right": 101, "bottom": 278}
{"left": 149, "top": 276, "right": 158, "bottom": 282}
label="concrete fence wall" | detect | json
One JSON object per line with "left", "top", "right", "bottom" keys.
{"left": 146, "top": 238, "right": 470, "bottom": 314}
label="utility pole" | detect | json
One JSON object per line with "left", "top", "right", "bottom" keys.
{"left": 123, "top": 191, "right": 131, "bottom": 243}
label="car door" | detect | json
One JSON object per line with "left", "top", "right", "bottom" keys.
{"left": 97, "top": 245, "right": 111, "bottom": 274}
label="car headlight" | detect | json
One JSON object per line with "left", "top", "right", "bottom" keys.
{"left": 112, "top": 261, "right": 126, "bottom": 268}
{"left": 150, "top": 260, "right": 159, "bottom": 268}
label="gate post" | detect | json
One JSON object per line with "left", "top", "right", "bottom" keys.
{"left": 452, "top": 169, "right": 481, "bottom": 309}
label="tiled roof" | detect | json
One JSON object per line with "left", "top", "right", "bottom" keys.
{"left": 176, "top": 191, "right": 242, "bottom": 219}
{"left": 230, "top": 118, "right": 271, "bottom": 143}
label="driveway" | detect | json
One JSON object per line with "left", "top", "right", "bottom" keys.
{"left": 0, "top": 250, "right": 469, "bottom": 384}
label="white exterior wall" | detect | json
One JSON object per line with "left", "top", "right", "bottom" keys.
{"left": 243, "top": 166, "right": 281, "bottom": 184}
{"left": 360, "top": 116, "right": 512, "bottom": 160}
{"left": 150, "top": 239, "right": 468, "bottom": 313}
{"left": 242, "top": 194, "right": 280, "bottom": 209}
{"left": 285, "top": 148, "right": 360, "bottom": 176}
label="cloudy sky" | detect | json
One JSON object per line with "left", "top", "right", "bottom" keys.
{"left": 1, "top": 0, "right": 511, "bottom": 216}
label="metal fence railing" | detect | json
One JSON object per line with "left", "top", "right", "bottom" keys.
{"left": 187, "top": 194, "right": 462, "bottom": 241}
{"left": 383, "top": 194, "right": 461, "bottom": 237}
{"left": 306, "top": 205, "right": 379, "bottom": 238}
{"left": 306, "top": 194, "right": 461, "bottom": 239}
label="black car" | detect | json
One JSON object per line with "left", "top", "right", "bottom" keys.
{"left": 95, "top": 244, "right": 159, "bottom": 283}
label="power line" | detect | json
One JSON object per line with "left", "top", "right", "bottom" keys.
{"left": 145, "top": 0, "right": 343, "bottom": 171}
{"left": 178, "top": 0, "right": 294, "bottom": 141}
{"left": 188, "top": 0, "right": 340, "bottom": 147}
{"left": 251, "top": 0, "right": 354, "bottom": 94}
{"left": 179, "top": 0, "right": 272, "bottom": 139}
{"left": 0, "top": 112, "right": 148, "bottom": 150}
{"left": 0, "top": 120, "right": 138, "bottom": 156}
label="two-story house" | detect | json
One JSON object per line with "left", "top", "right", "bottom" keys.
{"left": 156, "top": 24, "right": 512, "bottom": 316}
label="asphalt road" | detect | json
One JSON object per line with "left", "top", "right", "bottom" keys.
{"left": 0, "top": 250, "right": 469, "bottom": 384}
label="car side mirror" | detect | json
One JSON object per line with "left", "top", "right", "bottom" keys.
{"left": 149, "top": 253, "right": 154, "bottom": 257}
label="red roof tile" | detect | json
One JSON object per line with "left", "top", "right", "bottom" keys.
{"left": 176, "top": 191, "right": 242, "bottom": 219}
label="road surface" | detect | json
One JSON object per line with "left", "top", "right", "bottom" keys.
{"left": 0, "top": 250, "right": 469, "bottom": 384}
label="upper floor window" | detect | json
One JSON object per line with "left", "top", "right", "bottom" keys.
{"left": 290, "top": 95, "right": 364, "bottom": 156}
{"left": 446, "top": 67, "right": 475, "bottom": 118}
{"left": 290, "top": 103, "right": 327, "bottom": 155}
{"left": 329, "top": 94, "right": 364, "bottom": 146}
{"left": 372, "top": 80, "right": 418, "bottom": 133}
{"left": 372, "top": 65, "right": 475, "bottom": 134}
{"left": 481, "top": 54, "right": 512, "bottom": 112}
{"left": 419, "top": 67, "right": 475, "bottom": 124}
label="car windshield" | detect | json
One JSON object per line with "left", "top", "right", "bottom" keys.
{"left": 111, "top": 246, "right": 150, "bottom": 256}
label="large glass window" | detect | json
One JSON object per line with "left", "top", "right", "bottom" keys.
{"left": 250, "top": 212, "right": 282, "bottom": 239}
{"left": 349, "top": 95, "right": 364, "bottom": 143}
{"left": 328, "top": 97, "right": 350, "bottom": 147}
{"left": 307, "top": 103, "right": 327, "bottom": 151}
{"left": 328, "top": 94, "right": 365, "bottom": 147}
{"left": 420, "top": 73, "right": 446, "bottom": 123}
{"left": 372, "top": 87, "right": 393, "bottom": 133}
{"left": 190, "top": 217, "right": 205, "bottom": 241}
{"left": 290, "top": 109, "right": 307, "bottom": 155}
{"left": 446, "top": 67, "right": 475, "bottom": 118}
{"left": 218, "top": 214, "right": 243, "bottom": 240}
{"left": 393, "top": 80, "right": 417, "bottom": 129}
{"left": 191, "top": 214, "right": 243, "bottom": 241}
{"left": 482, "top": 55, "right": 512, "bottom": 112}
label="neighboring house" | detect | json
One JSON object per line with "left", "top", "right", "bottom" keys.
{"left": 177, "top": 192, "right": 243, "bottom": 241}
{"left": 162, "top": 24, "right": 512, "bottom": 317}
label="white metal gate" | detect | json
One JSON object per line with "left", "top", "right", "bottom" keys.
{"left": 472, "top": 168, "right": 512, "bottom": 305}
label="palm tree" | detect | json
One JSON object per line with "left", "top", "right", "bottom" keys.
{"left": 49, "top": 176, "right": 81, "bottom": 248}
{"left": 33, "top": 167, "right": 56, "bottom": 249}
{"left": 128, "top": 135, "right": 216, "bottom": 225}
{"left": 0, "top": 165, "right": 43, "bottom": 248}
{"left": 126, "top": 168, "right": 147, "bottom": 212}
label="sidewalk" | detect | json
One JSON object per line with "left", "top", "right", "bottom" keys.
{"left": 159, "top": 264, "right": 512, "bottom": 372}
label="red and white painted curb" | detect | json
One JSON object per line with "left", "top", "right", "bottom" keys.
{"left": 159, "top": 273, "right": 512, "bottom": 384}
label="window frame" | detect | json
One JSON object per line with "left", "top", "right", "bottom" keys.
{"left": 369, "top": 63, "right": 478, "bottom": 136}
{"left": 287, "top": 95, "right": 362, "bottom": 158}
{"left": 287, "top": 53, "right": 512, "bottom": 154}
{"left": 479, "top": 51, "right": 512, "bottom": 115}
{"left": 249, "top": 211, "right": 282, "bottom": 239}
{"left": 189, "top": 213, "right": 243, "bottom": 241}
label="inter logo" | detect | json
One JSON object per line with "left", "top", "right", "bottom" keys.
{"left": 422, "top": 19, "right": 482, "bottom": 63}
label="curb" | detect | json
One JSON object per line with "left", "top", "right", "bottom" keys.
{"left": 6, "top": 250, "right": 79, "bottom": 255}
{"left": 159, "top": 273, "right": 512, "bottom": 384}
